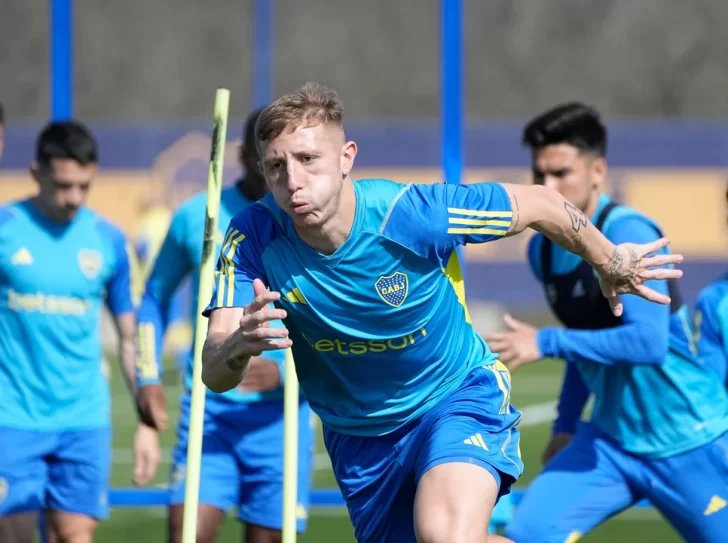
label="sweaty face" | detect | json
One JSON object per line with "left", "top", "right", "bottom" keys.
{"left": 33, "top": 158, "right": 96, "bottom": 222}
{"left": 260, "top": 123, "right": 347, "bottom": 228}
{"left": 531, "top": 144, "right": 605, "bottom": 215}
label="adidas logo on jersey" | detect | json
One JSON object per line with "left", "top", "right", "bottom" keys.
{"left": 11, "top": 248, "right": 33, "bottom": 266}
{"left": 703, "top": 495, "right": 727, "bottom": 516}
{"left": 572, "top": 280, "right": 585, "bottom": 298}
{"left": 463, "top": 433, "right": 489, "bottom": 450}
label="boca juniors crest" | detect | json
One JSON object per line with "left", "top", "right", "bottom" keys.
{"left": 78, "top": 249, "right": 103, "bottom": 280}
{"left": 375, "top": 272, "right": 409, "bottom": 307}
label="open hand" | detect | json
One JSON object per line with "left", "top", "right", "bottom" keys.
{"left": 234, "top": 279, "right": 292, "bottom": 359}
{"left": 597, "top": 238, "right": 683, "bottom": 317}
{"left": 484, "top": 314, "right": 542, "bottom": 372}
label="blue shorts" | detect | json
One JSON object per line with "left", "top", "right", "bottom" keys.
{"left": 505, "top": 423, "right": 728, "bottom": 543}
{"left": 324, "top": 364, "right": 523, "bottom": 543}
{"left": 169, "top": 395, "right": 313, "bottom": 532}
{"left": 0, "top": 427, "right": 110, "bottom": 519}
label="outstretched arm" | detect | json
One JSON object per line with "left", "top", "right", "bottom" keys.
{"left": 499, "top": 183, "right": 682, "bottom": 316}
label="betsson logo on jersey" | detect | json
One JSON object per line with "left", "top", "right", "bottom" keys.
{"left": 7, "top": 289, "right": 91, "bottom": 316}
{"left": 302, "top": 328, "right": 427, "bottom": 355}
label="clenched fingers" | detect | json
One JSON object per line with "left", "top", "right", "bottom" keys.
{"left": 240, "top": 307, "right": 287, "bottom": 330}
{"left": 247, "top": 338, "right": 293, "bottom": 353}
{"left": 244, "top": 290, "right": 283, "bottom": 315}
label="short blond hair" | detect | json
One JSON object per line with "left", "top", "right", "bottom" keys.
{"left": 255, "top": 82, "right": 344, "bottom": 151}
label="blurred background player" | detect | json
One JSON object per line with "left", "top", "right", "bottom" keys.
{"left": 135, "top": 108, "right": 313, "bottom": 543}
{"left": 484, "top": 103, "right": 728, "bottom": 542}
{"left": 693, "top": 184, "right": 728, "bottom": 385}
{"left": 0, "top": 121, "right": 159, "bottom": 543}
{"left": 133, "top": 193, "right": 191, "bottom": 371}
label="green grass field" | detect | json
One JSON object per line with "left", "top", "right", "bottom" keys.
{"left": 94, "top": 332, "right": 683, "bottom": 542}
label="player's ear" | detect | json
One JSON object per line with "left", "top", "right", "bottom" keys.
{"left": 341, "top": 140, "right": 357, "bottom": 178}
{"left": 591, "top": 156, "right": 607, "bottom": 187}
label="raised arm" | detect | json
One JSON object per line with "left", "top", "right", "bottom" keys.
{"left": 499, "top": 183, "right": 683, "bottom": 316}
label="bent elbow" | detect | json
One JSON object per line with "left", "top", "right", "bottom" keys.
{"left": 201, "top": 362, "right": 228, "bottom": 394}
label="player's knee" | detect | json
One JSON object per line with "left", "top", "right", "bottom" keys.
{"left": 0, "top": 513, "right": 39, "bottom": 543}
{"left": 245, "top": 523, "right": 282, "bottom": 543}
{"left": 167, "top": 505, "right": 221, "bottom": 543}
{"left": 416, "top": 511, "right": 485, "bottom": 543}
{"left": 51, "top": 523, "right": 95, "bottom": 543}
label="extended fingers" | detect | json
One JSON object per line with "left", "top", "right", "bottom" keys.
{"left": 241, "top": 307, "right": 287, "bottom": 329}
{"left": 641, "top": 253, "right": 683, "bottom": 269}
{"left": 639, "top": 268, "right": 683, "bottom": 281}
{"left": 245, "top": 290, "right": 283, "bottom": 314}
{"left": 634, "top": 284, "right": 672, "bottom": 305}
{"left": 637, "top": 237, "right": 670, "bottom": 256}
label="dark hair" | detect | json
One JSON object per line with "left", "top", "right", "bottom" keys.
{"left": 522, "top": 102, "right": 607, "bottom": 157}
{"left": 243, "top": 108, "right": 264, "bottom": 152}
{"left": 36, "top": 121, "right": 98, "bottom": 168}
{"left": 0, "top": 102, "right": 4, "bottom": 124}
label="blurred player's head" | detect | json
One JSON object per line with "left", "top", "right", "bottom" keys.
{"left": 522, "top": 102, "right": 607, "bottom": 217}
{"left": 238, "top": 108, "right": 267, "bottom": 201}
{"left": 0, "top": 102, "right": 5, "bottom": 164}
{"left": 31, "top": 121, "right": 98, "bottom": 222}
{"left": 255, "top": 82, "right": 357, "bottom": 229}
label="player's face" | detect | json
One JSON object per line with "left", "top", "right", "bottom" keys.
{"left": 260, "top": 122, "right": 357, "bottom": 228}
{"left": 531, "top": 144, "right": 605, "bottom": 216}
{"left": 32, "top": 158, "right": 96, "bottom": 222}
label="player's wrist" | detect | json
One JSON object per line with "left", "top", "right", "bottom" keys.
{"left": 582, "top": 232, "right": 615, "bottom": 272}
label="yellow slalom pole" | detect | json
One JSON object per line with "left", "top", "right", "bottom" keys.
{"left": 282, "top": 348, "right": 299, "bottom": 543}
{"left": 181, "top": 88, "right": 230, "bottom": 543}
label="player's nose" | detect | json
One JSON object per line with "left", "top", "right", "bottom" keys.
{"left": 286, "top": 163, "right": 303, "bottom": 192}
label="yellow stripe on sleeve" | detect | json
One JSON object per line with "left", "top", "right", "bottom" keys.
{"left": 219, "top": 231, "right": 246, "bottom": 307}
{"left": 136, "top": 322, "right": 159, "bottom": 381}
{"left": 447, "top": 207, "right": 513, "bottom": 218}
{"left": 446, "top": 227, "right": 509, "bottom": 236}
{"left": 448, "top": 217, "right": 512, "bottom": 227}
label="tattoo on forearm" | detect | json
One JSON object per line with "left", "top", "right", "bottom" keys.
{"left": 564, "top": 202, "right": 588, "bottom": 233}
{"left": 508, "top": 193, "right": 521, "bottom": 233}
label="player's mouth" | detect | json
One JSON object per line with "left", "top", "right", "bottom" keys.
{"left": 290, "top": 201, "right": 310, "bottom": 214}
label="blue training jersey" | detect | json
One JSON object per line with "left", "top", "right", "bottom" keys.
{"left": 137, "top": 185, "right": 287, "bottom": 402}
{"left": 204, "top": 179, "right": 514, "bottom": 436}
{"left": 528, "top": 195, "right": 728, "bottom": 458}
{"left": 694, "top": 273, "right": 728, "bottom": 385}
{"left": 0, "top": 199, "right": 138, "bottom": 430}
